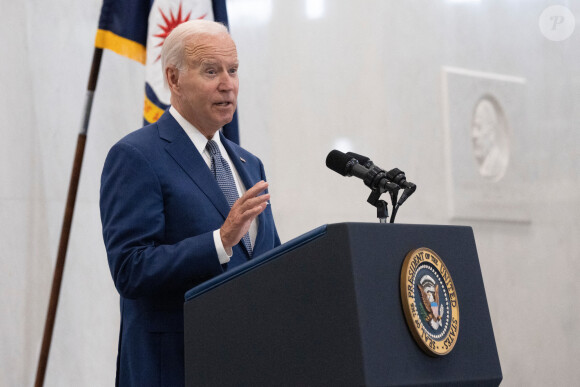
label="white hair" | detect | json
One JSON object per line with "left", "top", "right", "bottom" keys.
{"left": 161, "top": 20, "right": 230, "bottom": 86}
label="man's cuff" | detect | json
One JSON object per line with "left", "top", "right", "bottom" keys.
{"left": 213, "top": 229, "right": 232, "bottom": 264}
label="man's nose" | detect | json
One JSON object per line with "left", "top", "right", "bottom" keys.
{"left": 218, "top": 72, "right": 234, "bottom": 91}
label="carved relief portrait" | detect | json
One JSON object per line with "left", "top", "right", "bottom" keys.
{"left": 471, "top": 96, "right": 510, "bottom": 182}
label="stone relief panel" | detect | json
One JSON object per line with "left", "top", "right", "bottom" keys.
{"left": 442, "top": 67, "right": 529, "bottom": 222}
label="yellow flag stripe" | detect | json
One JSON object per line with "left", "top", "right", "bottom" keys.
{"left": 95, "top": 29, "right": 147, "bottom": 65}
{"left": 144, "top": 94, "right": 166, "bottom": 124}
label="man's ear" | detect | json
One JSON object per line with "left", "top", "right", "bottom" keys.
{"left": 166, "top": 66, "right": 180, "bottom": 94}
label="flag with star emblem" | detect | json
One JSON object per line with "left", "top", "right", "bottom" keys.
{"left": 95, "top": 0, "right": 239, "bottom": 143}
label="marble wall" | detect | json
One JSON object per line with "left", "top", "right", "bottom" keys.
{"left": 1, "top": 0, "right": 578, "bottom": 385}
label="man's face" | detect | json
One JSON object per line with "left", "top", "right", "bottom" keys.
{"left": 472, "top": 100, "right": 497, "bottom": 162}
{"left": 171, "top": 33, "right": 239, "bottom": 138}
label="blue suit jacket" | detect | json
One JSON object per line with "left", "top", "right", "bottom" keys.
{"left": 100, "top": 111, "right": 280, "bottom": 386}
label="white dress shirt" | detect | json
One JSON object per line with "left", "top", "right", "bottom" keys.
{"left": 169, "top": 106, "right": 258, "bottom": 264}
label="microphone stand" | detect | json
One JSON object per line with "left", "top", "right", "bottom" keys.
{"left": 366, "top": 183, "right": 400, "bottom": 224}
{"left": 367, "top": 189, "right": 389, "bottom": 223}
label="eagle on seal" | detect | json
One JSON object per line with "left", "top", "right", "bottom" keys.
{"left": 418, "top": 275, "right": 444, "bottom": 330}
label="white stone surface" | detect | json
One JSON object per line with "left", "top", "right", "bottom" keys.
{"left": 1, "top": 0, "right": 579, "bottom": 386}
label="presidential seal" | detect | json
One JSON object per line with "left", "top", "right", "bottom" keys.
{"left": 400, "top": 248, "right": 459, "bottom": 356}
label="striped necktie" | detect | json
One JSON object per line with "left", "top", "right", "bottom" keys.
{"left": 206, "top": 140, "right": 253, "bottom": 257}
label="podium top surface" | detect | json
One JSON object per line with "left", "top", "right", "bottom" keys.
{"left": 185, "top": 224, "right": 328, "bottom": 301}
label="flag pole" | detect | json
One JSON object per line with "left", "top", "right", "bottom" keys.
{"left": 34, "top": 47, "right": 103, "bottom": 387}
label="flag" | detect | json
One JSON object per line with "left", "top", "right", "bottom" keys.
{"left": 95, "top": 0, "right": 239, "bottom": 144}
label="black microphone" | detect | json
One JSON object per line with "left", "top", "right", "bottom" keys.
{"left": 326, "top": 150, "right": 399, "bottom": 193}
{"left": 345, "top": 152, "right": 416, "bottom": 206}
{"left": 326, "top": 150, "right": 362, "bottom": 177}
{"left": 384, "top": 167, "right": 416, "bottom": 206}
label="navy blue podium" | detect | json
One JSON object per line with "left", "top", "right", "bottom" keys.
{"left": 184, "top": 223, "right": 502, "bottom": 386}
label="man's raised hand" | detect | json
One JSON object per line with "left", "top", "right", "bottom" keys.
{"left": 220, "top": 180, "right": 270, "bottom": 253}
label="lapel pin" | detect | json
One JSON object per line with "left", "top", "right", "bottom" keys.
{"left": 240, "top": 157, "right": 246, "bottom": 163}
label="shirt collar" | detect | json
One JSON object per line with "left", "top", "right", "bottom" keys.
{"left": 168, "top": 106, "right": 222, "bottom": 155}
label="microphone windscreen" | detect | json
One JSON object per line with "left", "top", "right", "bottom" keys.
{"left": 326, "top": 150, "right": 353, "bottom": 176}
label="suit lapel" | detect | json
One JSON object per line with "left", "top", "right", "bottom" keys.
{"left": 158, "top": 112, "right": 230, "bottom": 220}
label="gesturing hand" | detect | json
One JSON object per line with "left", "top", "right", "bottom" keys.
{"left": 220, "top": 180, "right": 270, "bottom": 253}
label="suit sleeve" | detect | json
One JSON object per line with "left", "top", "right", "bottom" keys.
{"left": 100, "top": 141, "right": 224, "bottom": 299}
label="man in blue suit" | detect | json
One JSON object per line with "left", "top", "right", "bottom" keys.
{"left": 100, "top": 20, "right": 280, "bottom": 386}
